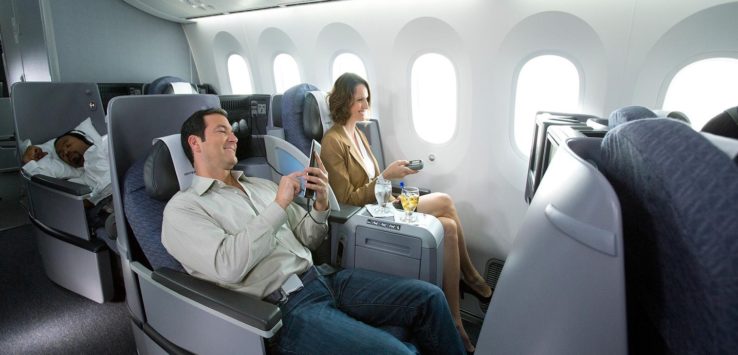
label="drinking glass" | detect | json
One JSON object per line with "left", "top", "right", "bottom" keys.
{"left": 399, "top": 186, "right": 420, "bottom": 222}
{"left": 374, "top": 178, "right": 392, "bottom": 213}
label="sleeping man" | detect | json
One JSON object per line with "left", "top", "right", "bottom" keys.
{"left": 21, "top": 128, "right": 113, "bottom": 229}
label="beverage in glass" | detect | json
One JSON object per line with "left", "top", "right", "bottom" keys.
{"left": 374, "top": 178, "right": 392, "bottom": 213}
{"left": 399, "top": 186, "right": 419, "bottom": 222}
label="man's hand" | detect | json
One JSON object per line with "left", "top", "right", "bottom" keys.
{"left": 275, "top": 172, "right": 302, "bottom": 210}
{"left": 303, "top": 155, "right": 329, "bottom": 211}
{"left": 22, "top": 145, "right": 48, "bottom": 164}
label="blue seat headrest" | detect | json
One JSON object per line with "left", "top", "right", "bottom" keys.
{"left": 608, "top": 106, "right": 657, "bottom": 129}
{"left": 282, "top": 83, "right": 319, "bottom": 155}
{"left": 303, "top": 91, "right": 332, "bottom": 141}
{"left": 146, "top": 76, "right": 196, "bottom": 95}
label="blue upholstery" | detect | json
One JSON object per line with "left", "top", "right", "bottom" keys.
{"left": 281, "top": 83, "right": 319, "bottom": 156}
{"left": 600, "top": 119, "right": 738, "bottom": 354}
{"left": 608, "top": 105, "right": 657, "bottom": 129}
{"left": 123, "top": 156, "right": 185, "bottom": 272}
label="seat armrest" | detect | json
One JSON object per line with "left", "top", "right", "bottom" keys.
{"left": 31, "top": 174, "right": 92, "bottom": 195}
{"left": 152, "top": 268, "right": 281, "bottom": 332}
{"left": 329, "top": 203, "right": 363, "bottom": 224}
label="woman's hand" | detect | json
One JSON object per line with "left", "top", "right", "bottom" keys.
{"left": 382, "top": 160, "right": 418, "bottom": 180}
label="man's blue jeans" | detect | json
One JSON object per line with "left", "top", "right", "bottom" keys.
{"left": 271, "top": 268, "right": 464, "bottom": 354}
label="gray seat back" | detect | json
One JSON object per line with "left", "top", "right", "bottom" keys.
{"left": 108, "top": 94, "right": 220, "bottom": 259}
{"left": 12, "top": 82, "right": 107, "bottom": 146}
{"left": 108, "top": 94, "right": 220, "bottom": 319}
{"left": 600, "top": 118, "right": 738, "bottom": 354}
{"left": 356, "top": 119, "right": 386, "bottom": 170}
{"left": 477, "top": 136, "right": 627, "bottom": 354}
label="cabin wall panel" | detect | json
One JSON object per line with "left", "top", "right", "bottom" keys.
{"left": 44, "top": 0, "right": 195, "bottom": 84}
{"left": 631, "top": 2, "right": 738, "bottom": 119}
{"left": 179, "top": 0, "right": 738, "bottom": 262}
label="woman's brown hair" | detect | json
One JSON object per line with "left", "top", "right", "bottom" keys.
{"left": 328, "top": 72, "right": 371, "bottom": 125}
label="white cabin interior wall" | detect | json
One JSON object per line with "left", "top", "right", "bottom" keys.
{"left": 43, "top": 0, "right": 196, "bottom": 83}
{"left": 257, "top": 27, "right": 300, "bottom": 93}
{"left": 632, "top": 2, "right": 738, "bottom": 121}
{"left": 181, "top": 0, "right": 738, "bottom": 262}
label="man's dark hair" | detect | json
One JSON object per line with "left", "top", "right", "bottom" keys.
{"left": 57, "top": 130, "right": 93, "bottom": 145}
{"left": 181, "top": 107, "right": 229, "bottom": 164}
{"left": 54, "top": 130, "right": 93, "bottom": 155}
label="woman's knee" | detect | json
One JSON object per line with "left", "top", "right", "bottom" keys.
{"left": 433, "top": 193, "right": 456, "bottom": 216}
{"left": 439, "top": 217, "right": 458, "bottom": 245}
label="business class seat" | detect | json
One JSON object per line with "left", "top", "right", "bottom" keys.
{"left": 276, "top": 83, "right": 444, "bottom": 286}
{"left": 600, "top": 118, "right": 738, "bottom": 354}
{"left": 110, "top": 93, "right": 435, "bottom": 353}
{"left": 108, "top": 94, "right": 283, "bottom": 354}
{"left": 11, "top": 82, "right": 118, "bottom": 303}
{"left": 475, "top": 131, "right": 627, "bottom": 354}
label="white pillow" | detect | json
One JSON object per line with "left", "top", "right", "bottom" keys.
{"left": 71, "top": 117, "right": 103, "bottom": 145}
{"left": 23, "top": 117, "right": 103, "bottom": 158}
{"left": 37, "top": 137, "right": 60, "bottom": 159}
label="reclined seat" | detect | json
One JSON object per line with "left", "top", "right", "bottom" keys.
{"left": 108, "top": 94, "right": 282, "bottom": 354}
{"left": 476, "top": 131, "right": 627, "bottom": 353}
{"left": 11, "top": 82, "right": 117, "bottom": 303}
{"left": 278, "top": 83, "right": 444, "bottom": 285}
{"left": 600, "top": 119, "right": 738, "bottom": 354}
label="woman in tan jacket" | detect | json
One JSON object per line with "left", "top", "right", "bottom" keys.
{"left": 320, "top": 72, "right": 491, "bottom": 353}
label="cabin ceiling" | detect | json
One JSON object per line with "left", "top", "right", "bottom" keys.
{"left": 123, "top": 0, "right": 344, "bottom": 22}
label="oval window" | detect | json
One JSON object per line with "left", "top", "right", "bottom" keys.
{"left": 410, "top": 53, "right": 457, "bottom": 144}
{"left": 332, "top": 53, "right": 367, "bottom": 84}
{"left": 662, "top": 57, "right": 738, "bottom": 130}
{"left": 513, "top": 55, "right": 580, "bottom": 154}
{"left": 273, "top": 53, "right": 301, "bottom": 93}
{"left": 227, "top": 54, "right": 254, "bottom": 95}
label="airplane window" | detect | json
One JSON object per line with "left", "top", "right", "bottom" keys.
{"left": 332, "top": 53, "right": 367, "bottom": 84}
{"left": 411, "top": 53, "right": 457, "bottom": 144}
{"left": 273, "top": 53, "right": 301, "bottom": 94}
{"left": 514, "top": 55, "right": 580, "bottom": 155}
{"left": 227, "top": 54, "right": 254, "bottom": 94}
{"left": 662, "top": 57, "right": 738, "bottom": 130}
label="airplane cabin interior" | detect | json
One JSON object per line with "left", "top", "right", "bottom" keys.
{"left": 0, "top": 0, "right": 737, "bottom": 354}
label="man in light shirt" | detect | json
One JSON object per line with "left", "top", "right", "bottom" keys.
{"left": 161, "top": 108, "right": 464, "bottom": 354}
